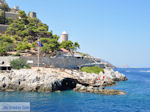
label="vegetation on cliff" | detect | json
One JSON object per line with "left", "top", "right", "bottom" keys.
{"left": 0, "top": 0, "right": 10, "bottom": 11}
{"left": 0, "top": 35, "right": 15, "bottom": 55}
{"left": 0, "top": 0, "right": 12, "bottom": 24}
{"left": 81, "top": 66, "right": 104, "bottom": 74}
{"left": 0, "top": 10, "right": 80, "bottom": 56}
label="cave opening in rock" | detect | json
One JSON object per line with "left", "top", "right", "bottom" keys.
{"left": 60, "top": 78, "right": 77, "bottom": 90}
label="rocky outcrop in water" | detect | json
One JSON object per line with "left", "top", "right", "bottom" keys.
{"left": 74, "top": 84, "right": 126, "bottom": 95}
{"left": 0, "top": 68, "right": 127, "bottom": 95}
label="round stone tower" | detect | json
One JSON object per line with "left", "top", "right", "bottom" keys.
{"left": 29, "top": 12, "right": 36, "bottom": 18}
{"left": 61, "top": 31, "right": 68, "bottom": 42}
{"left": 13, "top": 6, "right": 19, "bottom": 11}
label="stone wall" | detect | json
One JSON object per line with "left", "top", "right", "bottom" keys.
{"left": 22, "top": 56, "right": 95, "bottom": 69}
{"left": 5, "top": 12, "right": 18, "bottom": 19}
{"left": 0, "top": 24, "right": 9, "bottom": 34}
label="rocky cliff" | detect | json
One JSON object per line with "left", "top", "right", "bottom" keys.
{"left": 0, "top": 67, "right": 127, "bottom": 95}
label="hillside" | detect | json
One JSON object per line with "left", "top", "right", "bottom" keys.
{"left": 0, "top": 5, "right": 80, "bottom": 56}
{"left": 0, "top": 1, "right": 116, "bottom": 69}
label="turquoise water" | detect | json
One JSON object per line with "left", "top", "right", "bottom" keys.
{"left": 0, "top": 68, "right": 150, "bottom": 112}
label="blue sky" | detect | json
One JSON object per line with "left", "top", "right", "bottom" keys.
{"left": 7, "top": 0, "right": 150, "bottom": 67}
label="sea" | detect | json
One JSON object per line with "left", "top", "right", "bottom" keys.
{"left": 0, "top": 68, "right": 150, "bottom": 112}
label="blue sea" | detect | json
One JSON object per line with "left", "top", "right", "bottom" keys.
{"left": 0, "top": 68, "right": 150, "bottom": 112}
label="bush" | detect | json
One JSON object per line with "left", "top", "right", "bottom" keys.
{"left": 4, "top": 43, "right": 15, "bottom": 51}
{"left": 10, "top": 58, "right": 30, "bottom": 69}
{"left": 32, "top": 42, "right": 36, "bottom": 48}
{"left": 0, "top": 46, "right": 7, "bottom": 56}
{"left": 80, "top": 53, "right": 87, "bottom": 56}
{"left": 12, "top": 35, "right": 21, "bottom": 41}
{"left": 0, "top": 36, "right": 15, "bottom": 55}
{"left": 16, "top": 42, "right": 31, "bottom": 51}
{"left": 81, "top": 66, "right": 104, "bottom": 74}
{"left": 0, "top": 36, "right": 14, "bottom": 43}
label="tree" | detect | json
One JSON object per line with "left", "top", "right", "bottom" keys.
{"left": 0, "top": 0, "right": 10, "bottom": 11}
{"left": 5, "top": 17, "right": 13, "bottom": 25}
{"left": 6, "top": 20, "right": 25, "bottom": 36}
{"left": 74, "top": 42, "right": 80, "bottom": 49}
{"left": 0, "top": 46, "right": 7, "bottom": 56}
{"left": 52, "top": 34, "right": 59, "bottom": 40}
{"left": 40, "top": 38, "right": 51, "bottom": 44}
{"left": 0, "top": 11, "right": 5, "bottom": 24}
{"left": 18, "top": 11, "right": 29, "bottom": 25}
{"left": 6, "top": 11, "right": 54, "bottom": 43}
{"left": 0, "top": 35, "right": 15, "bottom": 55}
{"left": 60, "top": 41, "right": 80, "bottom": 51}
{"left": 0, "top": 0, "right": 10, "bottom": 24}
{"left": 0, "top": 35, "right": 14, "bottom": 43}
{"left": 40, "top": 38, "right": 60, "bottom": 54}
{"left": 48, "top": 39, "right": 60, "bottom": 52}
{"left": 60, "top": 41, "right": 74, "bottom": 50}
{"left": 16, "top": 42, "right": 31, "bottom": 51}
{"left": 3, "top": 8, "right": 80, "bottom": 56}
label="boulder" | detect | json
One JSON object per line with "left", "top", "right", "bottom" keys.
{"left": 74, "top": 84, "right": 126, "bottom": 95}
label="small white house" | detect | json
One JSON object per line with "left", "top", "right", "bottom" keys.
{"left": 0, "top": 56, "right": 19, "bottom": 71}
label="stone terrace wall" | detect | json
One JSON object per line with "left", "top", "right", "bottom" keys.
{"left": 22, "top": 56, "right": 95, "bottom": 69}
{"left": 5, "top": 12, "right": 18, "bottom": 19}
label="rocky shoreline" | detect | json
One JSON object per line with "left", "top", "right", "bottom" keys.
{"left": 0, "top": 67, "right": 127, "bottom": 95}
{"left": 74, "top": 84, "right": 126, "bottom": 95}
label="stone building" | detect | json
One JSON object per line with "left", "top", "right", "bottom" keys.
{"left": 5, "top": 12, "right": 18, "bottom": 19}
{"left": 10, "top": 6, "right": 19, "bottom": 13}
{"left": 0, "top": 56, "right": 19, "bottom": 71}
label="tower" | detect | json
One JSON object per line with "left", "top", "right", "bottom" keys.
{"left": 61, "top": 31, "right": 68, "bottom": 42}
{"left": 29, "top": 12, "right": 36, "bottom": 18}
{"left": 13, "top": 6, "right": 19, "bottom": 11}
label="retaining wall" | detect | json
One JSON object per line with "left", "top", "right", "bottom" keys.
{"left": 5, "top": 12, "right": 18, "bottom": 19}
{"left": 22, "top": 56, "right": 95, "bottom": 69}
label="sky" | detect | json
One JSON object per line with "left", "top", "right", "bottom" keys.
{"left": 6, "top": 0, "right": 150, "bottom": 68}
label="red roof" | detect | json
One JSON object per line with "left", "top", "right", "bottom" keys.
{"left": 60, "top": 48, "right": 71, "bottom": 53}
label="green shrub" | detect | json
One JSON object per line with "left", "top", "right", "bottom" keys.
{"left": 0, "top": 36, "right": 15, "bottom": 55}
{"left": 12, "top": 35, "right": 21, "bottom": 41}
{"left": 10, "top": 58, "right": 31, "bottom": 69}
{"left": 4, "top": 43, "right": 15, "bottom": 51}
{"left": 80, "top": 53, "right": 87, "bottom": 56}
{"left": 16, "top": 42, "right": 31, "bottom": 51}
{"left": 0, "top": 36, "right": 14, "bottom": 43}
{"left": 32, "top": 42, "right": 36, "bottom": 48}
{"left": 0, "top": 46, "right": 7, "bottom": 56}
{"left": 81, "top": 66, "right": 104, "bottom": 74}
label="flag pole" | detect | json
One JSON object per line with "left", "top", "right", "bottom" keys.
{"left": 38, "top": 36, "right": 40, "bottom": 68}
